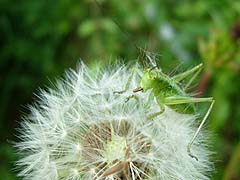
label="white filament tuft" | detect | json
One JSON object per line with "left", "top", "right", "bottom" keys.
{"left": 15, "top": 62, "right": 213, "bottom": 180}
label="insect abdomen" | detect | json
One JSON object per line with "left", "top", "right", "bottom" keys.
{"left": 169, "top": 104, "right": 196, "bottom": 114}
{"left": 153, "top": 78, "right": 196, "bottom": 114}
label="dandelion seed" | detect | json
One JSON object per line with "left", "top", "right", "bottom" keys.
{"left": 15, "top": 62, "right": 213, "bottom": 179}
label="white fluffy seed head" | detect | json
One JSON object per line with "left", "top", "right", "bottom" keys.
{"left": 15, "top": 62, "right": 213, "bottom": 180}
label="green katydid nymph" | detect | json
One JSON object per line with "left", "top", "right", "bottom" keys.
{"left": 115, "top": 48, "right": 215, "bottom": 161}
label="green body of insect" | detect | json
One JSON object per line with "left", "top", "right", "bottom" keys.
{"left": 114, "top": 49, "right": 214, "bottom": 162}
{"left": 99, "top": 49, "right": 215, "bottom": 179}
{"left": 100, "top": 54, "right": 215, "bottom": 178}
{"left": 140, "top": 67, "right": 196, "bottom": 114}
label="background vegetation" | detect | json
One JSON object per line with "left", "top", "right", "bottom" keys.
{"left": 1, "top": 0, "right": 240, "bottom": 179}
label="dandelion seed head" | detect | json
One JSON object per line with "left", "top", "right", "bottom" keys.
{"left": 15, "top": 62, "right": 213, "bottom": 180}
{"left": 103, "top": 135, "right": 127, "bottom": 162}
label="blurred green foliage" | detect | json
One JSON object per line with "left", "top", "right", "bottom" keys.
{"left": 1, "top": 0, "right": 240, "bottom": 179}
{"left": 199, "top": 27, "right": 240, "bottom": 179}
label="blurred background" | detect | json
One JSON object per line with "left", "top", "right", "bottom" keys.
{"left": 1, "top": 0, "right": 240, "bottom": 179}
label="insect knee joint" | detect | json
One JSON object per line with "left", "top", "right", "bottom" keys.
{"left": 187, "top": 144, "right": 198, "bottom": 161}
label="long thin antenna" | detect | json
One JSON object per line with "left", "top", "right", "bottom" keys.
{"left": 93, "top": 0, "right": 158, "bottom": 69}
{"left": 94, "top": 0, "right": 138, "bottom": 48}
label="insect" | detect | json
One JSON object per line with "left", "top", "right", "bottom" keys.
{"left": 115, "top": 48, "right": 214, "bottom": 161}
{"left": 101, "top": 56, "right": 215, "bottom": 178}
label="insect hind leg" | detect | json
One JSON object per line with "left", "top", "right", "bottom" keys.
{"left": 164, "top": 96, "right": 214, "bottom": 160}
{"left": 187, "top": 99, "right": 215, "bottom": 161}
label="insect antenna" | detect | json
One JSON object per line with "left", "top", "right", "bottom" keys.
{"left": 137, "top": 46, "right": 148, "bottom": 69}
{"left": 94, "top": 0, "right": 139, "bottom": 48}
{"left": 93, "top": 0, "right": 159, "bottom": 70}
{"left": 137, "top": 46, "right": 162, "bottom": 71}
{"left": 149, "top": 65, "right": 158, "bottom": 72}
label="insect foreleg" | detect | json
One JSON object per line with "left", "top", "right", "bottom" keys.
{"left": 114, "top": 67, "right": 143, "bottom": 94}
{"left": 125, "top": 94, "right": 140, "bottom": 103}
{"left": 146, "top": 104, "right": 165, "bottom": 120}
{"left": 172, "top": 63, "right": 203, "bottom": 83}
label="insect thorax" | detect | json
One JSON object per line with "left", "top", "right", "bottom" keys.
{"left": 142, "top": 73, "right": 196, "bottom": 114}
